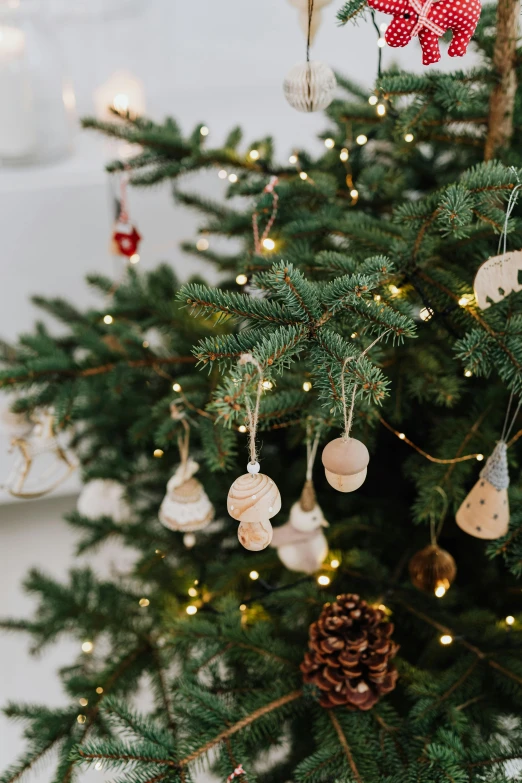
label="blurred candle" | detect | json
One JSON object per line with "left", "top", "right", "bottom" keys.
{"left": 0, "top": 25, "right": 36, "bottom": 160}
{"left": 94, "top": 70, "right": 145, "bottom": 121}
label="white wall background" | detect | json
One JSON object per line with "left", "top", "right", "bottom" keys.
{"left": 0, "top": 1, "right": 473, "bottom": 780}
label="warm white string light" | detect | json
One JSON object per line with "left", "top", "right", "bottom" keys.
{"left": 356, "top": 135, "right": 368, "bottom": 146}
{"left": 236, "top": 274, "right": 248, "bottom": 285}
{"left": 340, "top": 148, "right": 349, "bottom": 161}
{"left": 196, "top": 238, "right": 209, "bottom": 251}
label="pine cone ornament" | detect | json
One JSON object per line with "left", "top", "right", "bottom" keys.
{"left": 300, "top": 594, "right": 399, "bottom": 710}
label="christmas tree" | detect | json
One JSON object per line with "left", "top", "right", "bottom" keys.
{"left": 2, "top": 2, "right": 522, "bottom": 781}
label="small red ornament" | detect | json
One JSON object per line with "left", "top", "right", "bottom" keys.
{"left": 111, "top": 172, "right": 142, "bottom": 258}
{"left": 367, "top": 0, "right": 481, "bottom": 65}
{"left": 112, "top": 222, "right": 141, "bottom": 257}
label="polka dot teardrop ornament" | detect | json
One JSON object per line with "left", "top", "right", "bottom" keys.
{"left": 456, "top": 441, "right": 509, "bottom": 540}
{"left": 283, "top": 61, "right": 336, "bottom": 112}
{"left": 321, "top": 437, "right": 369, "bottom": 492}
{"left": 228, "top": 461, "right": 281, "bottom": 551}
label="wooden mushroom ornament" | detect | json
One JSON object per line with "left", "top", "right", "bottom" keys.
{"left": 228, "top": 461, "right": 281, "bottom": 551}
{"left": 159, "top": 457, "right": 214, "bottom": 533}
{"left": 456, "top": 441, "right": 509, "bottom": 540}
{"left": 322, "top": 437, "right": 369, "bottom": 492}
{"left": 271, "top": 480, "right": 328, "bottom": 573}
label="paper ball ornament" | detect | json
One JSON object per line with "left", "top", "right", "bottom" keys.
{"left": 283, "top": 61, "right": 336, "bottom": 112}
{"left": 321, "top": 437, "right": 369, "bottom": 492}
{"left": 408, "top": 544, "right": 456, "bottom": 594}
{"left": 77, "top": 479, "right": 131, "bottom": 522}
{"left": 474, "top": 250, "right": 522, "bottom": 310}
{"left": 159, "top": 458, "right": 214, "bottom": 533}
{"left": 271, "top": 480, "right": 328, "bottom": 573}
{"left": 228, "top": 471, "right": 281, "bottom": 551}
{"left": 456, "top": 442, "right": 509, "bottom": 540}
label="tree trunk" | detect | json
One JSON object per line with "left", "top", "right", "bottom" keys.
{"left": 484, "top": 0, "right": 520, "bottom": 161}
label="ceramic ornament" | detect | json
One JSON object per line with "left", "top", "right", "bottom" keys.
{"left": 322, "top": 437, "right": 369, "bottom": 492}
{"left": 4, "top": 410, "right": 77, "bottom": 499}
{"left": 159, "top": 458, "right": 214, "bottom": 533}
{"left": 77, "top": 479, "right": 131, "bottom": 523}
{"left": 473, "top": 250, "right": 522, "bottom": 310}
{"left": 456, "top": 442, "right": 510, "bottom": 540}
{"left": 283, "top": 61, "right": 336, "bottom": 112}
{"left": 228, "top": 461, "right": 281, "bottom": 551}
{"left": 288, "top": 0, "right": 333, "bottom": 44}
{"left": 271, "top": 480, "right": 328, "bottom": 573}
{"left": 409, "top": 544, "right": 456, "bottom": 594}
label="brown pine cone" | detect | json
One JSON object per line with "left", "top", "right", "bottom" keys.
{"left": 300, "top": 593, "right": 399, "bottom": 710}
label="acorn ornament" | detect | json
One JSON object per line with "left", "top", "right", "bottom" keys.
{"left": 322, "top": 437, "right": 369, "bottom": 492}
{"left": 271, "top": 480, "right": 328, "bottom": 573}
{"left": 409, "top": 544, "right": 456, "bottom": 596}
{"left": 456, "top": 441, "right": 510, "bottom": 540}
{"left": 228, "top": 461, "right": 281, "bottom": 551}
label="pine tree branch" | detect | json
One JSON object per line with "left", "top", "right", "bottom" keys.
{"left": 151, "top": 647, "right": 176, "bottom": 735}
{"left": 328, "top": 711, "right": 364, "bottom": 783}
{"left": 178, "top": 690, "right": 303, "bottom": 767}
{"left": 396, "top": 598, "right": 522, "bottom": 687}
{"left": 0, "top": 356, "right": 197, "bottom": 387}
{"left": 1, "top": 737, "right": 65, "bottom": 783}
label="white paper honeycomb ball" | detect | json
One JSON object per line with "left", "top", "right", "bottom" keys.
{"left": 283, "top": 61, "right": 336, "bottom": 113}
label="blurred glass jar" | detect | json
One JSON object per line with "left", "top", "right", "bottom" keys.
{"left": 0, "top": 0, "right": 75, "bottom": 166}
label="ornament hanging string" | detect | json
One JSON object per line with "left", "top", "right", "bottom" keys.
{"left": 118, "top": 170, "right": 130, "bottom": 224}
{"left": 171, "top": 403, "right": 191, "bottom": 481}
{"left": 306, "top": 0, "right": 314, "bottom": 62}
{"left": 500, "top": 390, "right": 522, "bottom": 444}
{"left": 340, "top": 329, "right": 393, "bottom": 441}
{"left": 429, "top": 486, "right": 448, "bottom": 545}
{"left": 305, "top": 422, "right": 321, "bottom": 481}
{"left": 239, "top": 353, "right": 264, "bottom": 466}
{"left": 252, "top": 177, "right": 279, "bottom": 255}
{"left": 498, "top": 170, "right": 521, "bottom": 255}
